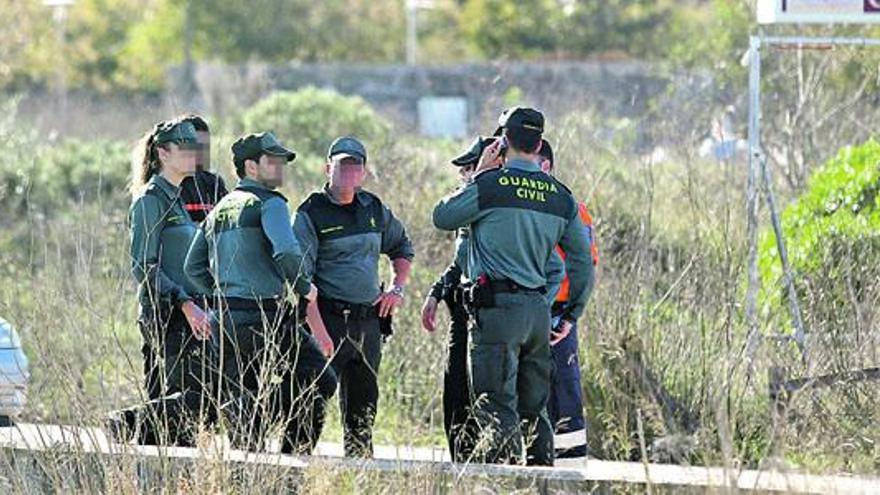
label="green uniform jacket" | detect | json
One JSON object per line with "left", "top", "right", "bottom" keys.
{"left": 184, "top": 178, "right": 310, "bottom": 301}
{"left": 293, "top": 186, "right": 415, "bottom": 305}
{"left": 130, "top": 174, "right": 199, "bottom": 315}
{"left": 432, "top": 158, "right": 591, "bottom": 321}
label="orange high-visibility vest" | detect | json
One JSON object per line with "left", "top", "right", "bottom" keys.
{"left": 555, "top": 202, "right": 598, "bottom": 303}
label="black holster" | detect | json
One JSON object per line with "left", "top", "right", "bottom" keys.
{"left": 379, "top": 314, "right": 394, "bottom": 342}
{"left": 466, "top": 278, "right": 495, "bottom": 310}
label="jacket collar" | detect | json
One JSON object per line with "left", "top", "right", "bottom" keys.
{"left": 505, "top": 157, "right": 541, "bottom": 172}
{"left": 149, "top": 174, "right": 181, "bottom": 202}
{"left": 322, "top": 183, "right": 371, "bottom": 207}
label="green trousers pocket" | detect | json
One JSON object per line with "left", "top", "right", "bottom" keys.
{"left": 470, "top": 343, "right": 507, "bottom": 396}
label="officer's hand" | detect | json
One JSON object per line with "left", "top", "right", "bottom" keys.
{"left": 306, "top": 299, "right": 335, "bottom": 358}
{"left": 182, "top": 300, "right": 212, "bottom": 341}
{"left": 314, "top": 328, "right": 335, "bottom": 360}
{"left": 476, "top": 138, "right": 504, "bottom": 174}
{"left": 550, "top": 319, "right": 573, "bottom": 346}
{"left": 421, "top": 296, "right": 439, "bottom": 332}
{"left": 374, "top": 290, "right": 403, "bottom": 318}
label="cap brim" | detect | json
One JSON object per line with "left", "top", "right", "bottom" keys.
{"left": 451, "top": 152, "right": 478, "bottom": 167}
{"left": 331, "top": 152, "right": 366, "bottom": 163}
{"left": 264, "top": 145, "right": 296, "bottom": 162}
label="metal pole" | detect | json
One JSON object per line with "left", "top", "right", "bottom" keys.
{"left": 406, "top": 0, "right": 417, "bottom": 65}
{"left": 761, "top": 151, "right": 809, "bottom": 365}
{"left": 183, "top": 0, "right": 195, "bottom": 100}
{"left": 43, "top": 1, "right": 74, "bottom": 127}
{"left": 745, "top": 34, "right": 811, "bottom": 365}
{"left": 745, "top": 35, "right": 762, "bottom": 363}
{"left": 53, "top": 4, "right": 69, "bottom": 124}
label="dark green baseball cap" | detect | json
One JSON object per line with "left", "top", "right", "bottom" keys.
{"left": 493, "top": 106, "right": 545, "bottom": 136}
{"left": 232, "top": 132, "right": 296, "bottom": 163}
{"left": 328, "top": 136, "right": 367, "bottom": 163}
{"left": 451, "top": 136, "right": 496, "bottom": 167}
{"left": 153, "top": 119, "right": 199, "bottom": 148}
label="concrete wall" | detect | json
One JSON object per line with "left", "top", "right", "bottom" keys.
{"left": 14, "top": 61, "right": 709, "bottom": 143}
{"left": 178, "top": 61, "right": 673, "bottom": 136}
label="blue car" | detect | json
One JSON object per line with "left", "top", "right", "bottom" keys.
{"left": 0, "top": 318, "right": 28, "bottom": 426}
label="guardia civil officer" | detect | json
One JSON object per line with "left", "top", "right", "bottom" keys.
{"left": 293, "top": 137, "right": 414, "bottom": 458}
{"left": 432, "top": 108, "right": 592, "bottom": 466}
{"left": 116, "top": 118, "right": 214, "bottom": 446}
{"left": 424, "top": 135, "right": 567, "bottom": 463}
{"left": 185, "top": 132, "right": 337, "bottom": 454}
{"left": 178, "top": 115, "right": 228, "bottom": 223}
{"left": 538, "top": 139, "right": 599, "bottom": 460}
{"left": 421, "top": 136, "right": 491, "bottom": 462}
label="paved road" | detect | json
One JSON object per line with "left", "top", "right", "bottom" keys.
{"left": 0, "top": 423, "right": 878, "bottom": 494}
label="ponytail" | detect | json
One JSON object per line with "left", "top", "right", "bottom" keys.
{"left": 130, "top": 130, "right": 162, "bottom": 196}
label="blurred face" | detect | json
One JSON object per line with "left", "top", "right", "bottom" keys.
{"left": 326, "top": 155, "right": 366, "bottom": 190}
{"left": 255, "top": 154, "right": 286, "bottom": 189}
{"left": 195, "top": 131, "right": 211, "bottom": 171}
{"left": 458, "top": 164, "right": 475, "bottom": 183}
{"left": 157, "top": 142, "right": 197, "bottom": 179}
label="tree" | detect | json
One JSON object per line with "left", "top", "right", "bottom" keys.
{"left": 0, "top": 2, "right": 56, "bottom": 89}
{"left": 558, "top": 1, "right": 675, "bottom": 59}
{"left": 459, "top": 0, "right": 676, "bottom": 60}
{"left": 64, "top": 0, "right": 147, "bottom": 92}
{"left": 187, "top": 0, "right": 405, "bottom": 63}
{"left": 113, "top": 0, "right": 185, "bottom": 91}
{"left": 460, "top": 0, "right": 561, "bottom": 59}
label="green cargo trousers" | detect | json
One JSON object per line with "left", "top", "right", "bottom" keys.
{"left": 469, "top": 291, "right": 554, "bottom": 466}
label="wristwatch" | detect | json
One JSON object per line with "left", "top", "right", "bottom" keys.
{"left": 389, "top": 284, "right": 405, "bottom": 298}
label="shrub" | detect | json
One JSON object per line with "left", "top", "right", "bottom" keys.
{"left": 758, "top": 139, "right": 880, "bottom": 374}
{"left": 240, "top": 87, "right": 392, "bottom": 165}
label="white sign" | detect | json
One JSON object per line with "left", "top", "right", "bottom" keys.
{"left": 418, "top": 97, "right": 468, "bottom": 139}
{"left": 758, "top": 0, "right": 880, "bottom": 24}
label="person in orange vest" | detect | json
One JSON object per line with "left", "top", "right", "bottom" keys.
{"left": 538, "top": 139, "right": 598, "bottom": 459}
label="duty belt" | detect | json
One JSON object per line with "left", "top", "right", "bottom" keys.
{"left": 220, "top": 297, "right": 286, "bottom": 313}
{"left": 318, "top": 297, "right": 378, "bottom": 321}
{"left": 486, "top": 279, "right": 546, "bottom": 295}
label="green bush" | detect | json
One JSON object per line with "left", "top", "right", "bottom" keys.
{"left": 240, "top": 87, "right": 392, "bottom": 169}
{"left": 758, "top": 139, "right": 880, "bottom": 339}
{"left": 0, "top": 98, "right": 41, "bottom": 212}
{"left": 0, "top": 99, "right": 131, "bottom": 215}
{"left": 37, "top": 138, "right": 132, "bottom": 210}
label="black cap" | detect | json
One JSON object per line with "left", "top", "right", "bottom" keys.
{"left": 232, "top": 132, "right": 296, "bottom": 163}
{"left": 328, "top": 136, "right": 367, "bottom": 163}
{"left": 153, "top": 119, "right": 198, "bottom": 147}
{"left": 451, "top": 136, "right": 496, "bottom": 167}
{"left": 493, "top": 106, "right": 545, "bottom": 136}
{"left": 539, "top": 139, "right": 554, "bottom": 166}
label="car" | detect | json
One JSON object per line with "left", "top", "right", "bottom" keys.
{"left": 0, "top": 317, "right": 29, "bottom": 426}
